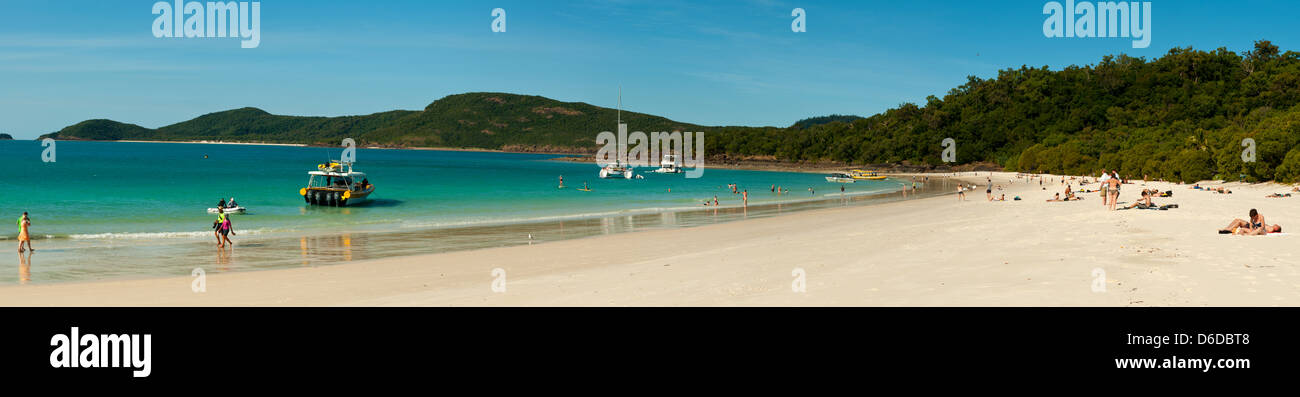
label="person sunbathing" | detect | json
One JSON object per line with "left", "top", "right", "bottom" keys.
{"left": 1219, "top": 209, "right": 1273, "bottom": 235}
{"left": 1266, "top": 193, "right": 1293, "bottom": 198}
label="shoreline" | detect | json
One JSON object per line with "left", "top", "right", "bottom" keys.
{"left": 114, "top": 140, "right": 307, "bottom": 147}
{"left": 5, "top": 171, "right": 1298, "bottom": 306}
{"left": 2, "top": 175, "right": 950, "bottom": 287}
{"left": 0, "top": 174, "right": 987, "bottom": 306}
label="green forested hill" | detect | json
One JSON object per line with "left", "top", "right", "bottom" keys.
{"left": 359, "top": 93, "right": 701, "bottom": 150}
{"left": 706, "top": 40, "right": 1300, "bottom": 183}
{"left": 45, "top": 119, "right": 156, "bottom": 141}
{"left": 38, "top": 41, "right": 1300, "bottom": 182}
{"left": 41, "top": 93, "right": 702, "bottom": 152}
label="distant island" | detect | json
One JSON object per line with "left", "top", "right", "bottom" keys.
{"left": 37, "top": 41, "right": 1300, "bottom": 183}
{"left": 0, "top": 133, "right": 13, "bottom": 140}
{"left": 40, "top": 93, "right": 704, "bottom": 154}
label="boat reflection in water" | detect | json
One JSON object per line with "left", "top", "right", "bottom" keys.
{"left": 300, "top": 233, "right": 363, "bottom": 265}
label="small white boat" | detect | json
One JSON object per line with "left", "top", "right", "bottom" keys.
{"left": 825, "top": 172, "right": 855, "bottom": 183}
{"left": 600, "top": 161, "right": 635, "bottom": 179}
{"left": 651, "top": 153, "right": 684, "bottom": 174}
{"left": 207, "top": 206, "right": 246, "bottom": 214}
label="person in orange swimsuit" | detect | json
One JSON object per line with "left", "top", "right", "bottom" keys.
{"left": 17, "top": 212, "right": 32, "bottom": 253}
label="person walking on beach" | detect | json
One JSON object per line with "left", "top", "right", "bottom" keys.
{"left": 215, "top": 208, "right": 235, "bottom": 248}
{"left": 957, "top": 184, "right": 966, "bottom": 201}
{"left": 16, "top": 212, "right": 32, "bottom": 253}
{"left": 1106, "top": 172, "right": 1121, "bottom": 211}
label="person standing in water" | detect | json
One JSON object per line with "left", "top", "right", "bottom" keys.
{"left": 216, "top": 208, "right": 235, "bottom": 248}
{"left": 558, "top": 175, "right": 564, "bottom": 188}
{"left": 742, "top": 190, "right": 748, "bottom": 207}
{"left": 16, "top": 212, "right": 32, "bottom": 253}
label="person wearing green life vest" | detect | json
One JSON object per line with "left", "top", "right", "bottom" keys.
{"left": 213, "top": 208, "right": 235, "bottom": 248}
{"left": 17, "top": 212, "right": 33, "bottom": 253}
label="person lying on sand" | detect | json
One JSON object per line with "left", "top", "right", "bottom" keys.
{"left": 1266, "top": 193, "right": 1293, "bottom": 198}
{"left": 1219, "top": 209, "right": 1276, "bottom": 235}
{"left": 1232, "top": 223, "right": 1283, "bottom": 235}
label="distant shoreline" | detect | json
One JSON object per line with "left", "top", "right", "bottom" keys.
{"left": 38, "top": 138, "right": 1005, "bottom": 175}
{"left": 115, "top": 140, "right": 307, "bottom": 147}
{"left": 46, "top": 138, "right": 581, "bottom": 156}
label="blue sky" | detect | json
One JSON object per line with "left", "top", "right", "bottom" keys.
{"left": 1, "top": 0, "right": 1298, "bottom": 139}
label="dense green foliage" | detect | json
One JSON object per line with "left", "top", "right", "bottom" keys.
{"left": 40, "top": 41, "right": 1300, "bottom": 182}
{"left": 706, "top": 41, "right": 1300, "bottom": 183}
{"left": 47, "top": 120, "right": 155, "bottom": 141}
{"left": 790, "top": 115, "right": 863, "bottom": 129}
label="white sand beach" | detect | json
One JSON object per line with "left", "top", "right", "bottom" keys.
{"left": 3, "top": 172, "right": 1298, "bottom": 306}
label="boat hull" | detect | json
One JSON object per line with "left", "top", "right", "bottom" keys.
{"left": 302, "top": 187, "right": 374, "bottom": 207}
{"left": 599, "top": 169, "right": 634, "bottom": 179}
{"left": 207, "top": 207, "right": 246, "bottom": 214}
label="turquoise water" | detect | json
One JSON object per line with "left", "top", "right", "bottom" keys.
{"left": 0, "top": 141, "right": 916, "bottom": 284}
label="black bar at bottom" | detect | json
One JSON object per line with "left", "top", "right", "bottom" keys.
{"left": 0, "top": 307, "right": 1288, "bottom": 384}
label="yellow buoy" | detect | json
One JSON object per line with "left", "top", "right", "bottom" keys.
{"left": 299, "top": 188, "right": 307, "bottom": 196}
